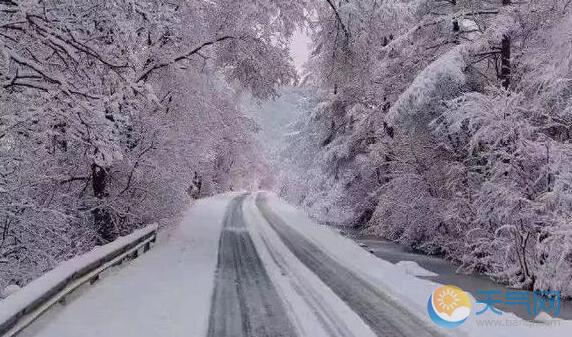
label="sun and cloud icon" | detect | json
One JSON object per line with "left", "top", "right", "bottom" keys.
{"left": 427, "top": 285, "right": 472, "bottom": 328}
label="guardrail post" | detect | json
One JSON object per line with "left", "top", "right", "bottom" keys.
{"left": 90, "top": 274, "right": 100, "bottom": 284}
{"left": 131, "top": 249, "right": 139, "bottom": 259}
{"left": 143, "top": 242, "right": 151, "bottom": 252}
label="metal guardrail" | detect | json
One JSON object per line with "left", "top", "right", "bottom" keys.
{"left": 0, "top": 224, "right": 159, "bottom": 337}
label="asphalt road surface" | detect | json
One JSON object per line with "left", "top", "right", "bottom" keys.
{"left": 207, "top": 194, "right": 297, "bottom": 337}
{"left": 207, "top": 194, "right": 444, "bottom": 337}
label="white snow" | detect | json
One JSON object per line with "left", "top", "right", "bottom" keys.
{"left": 534, "top": 312, "right": 555, "bottom": 323}
{"left": 394, "top": 261, "right": 438, "bottom": 277}
{"left": 386, "top": 45, "right": 467, "bottom": 127}
{"left": 8, "top": 192, "right": 572, "bottom": 337}
{"left": 259, "top": 192, "right": 572, "bottom": 337}
{"left": 0, "top": 223, "right": 158, "bottom": 329}
{"left": 242, "top": 195, "right": 378, "bottom": 337}
{"left": 17, "top": 194, "right": 237, "bottom": 337}
{"left": 1, "top": 285, "right": 21, "bottom": 298}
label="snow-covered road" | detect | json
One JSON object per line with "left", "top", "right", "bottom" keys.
{"left": 18, "top": 192, "right": 571, "bottom": 337}
{"left": 255, "top": 195, "right": 441, "bottom": 337}
{"left": 207, "top": 194, "right": 296, "bottom": 337}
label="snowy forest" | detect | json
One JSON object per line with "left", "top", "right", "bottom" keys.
{"left": 3, "top": 0, "right": 572, "bottom": 303}
{"left": 0, "top": 0, "right": 309, "bottom": 292}
{"left": 279, "top": 0, "right": 572, "bottom": 297}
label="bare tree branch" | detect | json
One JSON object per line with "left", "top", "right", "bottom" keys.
{"left": 136, "top": 36, "right": 236, "bottom": 82}
{"left": 325, "top": 0, "right": 350, "bottom": 42}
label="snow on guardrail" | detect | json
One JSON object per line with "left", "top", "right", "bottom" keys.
{"left": 0, "top": 223, "right": 158, "bottom": 337}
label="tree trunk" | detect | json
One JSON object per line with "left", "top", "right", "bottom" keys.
{"left": 92, "top": 163, "right": 113, "bottom": 244}
{"left": 500, "top": 0, "right": 511, "bottom": 89}
{"left": 451, "top": 0, "right": 459, "bottom": 32}
{"left": 500, "top": 36, "right": 511, "bottom": 89}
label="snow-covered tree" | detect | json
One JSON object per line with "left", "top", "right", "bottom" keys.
{"left": 0, "top": 0, "right": 308, "bottom": 289}
{"left": 280, "top": 0, "right": 572, "bottom": 295}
